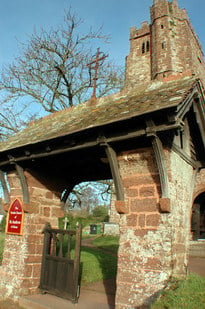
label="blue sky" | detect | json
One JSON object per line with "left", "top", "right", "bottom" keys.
{"left": 0, "top": 0, "right": 204, "bottom": 70}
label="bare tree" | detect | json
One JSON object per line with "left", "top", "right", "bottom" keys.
{"left": 0, "top": 9, "right": 124, "bottom": 117}
{"left": 0, "top": 100, "right": 40, "bottom": 140}
{"left": 0, "top": 10, "right": 120, "bottom": 204}
{"left": 63, "top": 180, "right": 112, "bottom": 212}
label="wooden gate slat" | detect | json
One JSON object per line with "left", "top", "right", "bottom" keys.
{"left": 52, "top": 232, "right": 57, "bottom": 256}
{"left": 58, "top": 234, "right": 64, "bottom": 258}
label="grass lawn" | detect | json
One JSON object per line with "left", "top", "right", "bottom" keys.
{"left": 151, "top": 273, "right": 205, "bottom": 309}
{"left": 62, "top": 234, "right": 118, "bottom": 285}
{"left": 91, "top": 235, "right": 119, "bottom": 254}
{"left": 80, "top": 245, "right": 117, "bottom": 285}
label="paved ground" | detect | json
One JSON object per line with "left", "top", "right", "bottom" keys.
{"left": 188, "top": 256, "right": 205, "bottom": 276}
{"left": 0, "top": 278, "right": 115, "bottom": 309}
{"left": 18, "top": 279, "right": 115, "bottom": 309}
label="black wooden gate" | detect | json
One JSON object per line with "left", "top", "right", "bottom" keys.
{"left": 40, "top": 223, "right": 82, "bottom": 303}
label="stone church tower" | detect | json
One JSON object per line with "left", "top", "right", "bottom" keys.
{"left": 125, "top": 0, "right": 205, "bottom": 87}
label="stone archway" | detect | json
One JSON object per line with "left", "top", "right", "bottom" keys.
{"left": 191, "top": 192, "right": 205, "bottom": 240}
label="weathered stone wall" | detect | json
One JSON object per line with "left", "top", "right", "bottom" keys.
{"left": 168, "top": 150, "right": 194, "bottom": 275}
{"left": 114, "top": 147, "right": 194, "bottom": 308}
{"left": 109, "top": 183, "right": 120, "bottom": 223}
{"left": 0, "top": 170, "right": 64, "bottom": 301}
{"left": 125, "top": 22, "right": 151, "bottom": 88}
{"left": 150, "top": 0, "right": 205, "bottom": 84}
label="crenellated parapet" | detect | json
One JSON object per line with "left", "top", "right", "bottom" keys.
{"left": 130, "top": 21, "right": 150, "bottom": 40}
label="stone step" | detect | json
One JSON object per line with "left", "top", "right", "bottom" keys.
{"left": 189, "top": 241, "right": 205, "bottom": 257}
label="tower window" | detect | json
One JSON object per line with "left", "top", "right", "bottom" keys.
{"left": 146, "top": 41, "right": 150, "bottom": 52}
{"left": 161, "top": 24, "right": 164, "bottom": 29}
{"left": 198, "top": 56, "right": 202, "bottom": 63}
{"left": 162, "top": 42, "right": 165, "bottom": 49}
{"left": 142, "top": 42, "right": 145, "bottom": 54}
{"left": 142, "top": 41, "right": 150, "bottom": 54}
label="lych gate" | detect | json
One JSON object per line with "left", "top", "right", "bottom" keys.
{"left": 0, "top": 1, "right": 205, "bottom": 308}
{"left": 0, "top": 76, "right": 205, "bottom": 308}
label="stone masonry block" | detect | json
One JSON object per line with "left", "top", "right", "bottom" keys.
{"left": 146, "top": 214, "right": 160, "bottom": 227}
{"left": 32, "top": 264, "right": 41, "bottom": 278}
{"left": 51, "top": 206, "right": 65, "bottom": 218}
{"left": 139, "top": 185, "right": 156, "bottom": 198}
{"left": 27, "top": 242, "right": 36, "bottom": 255}
{"left": 125, "top": 188, "right": 139, "bottom": 198}
{"left": 134, "top": 229, "right": 149, "bottom": 237}
{"left": 43, "top": 206, "right": 50, "bottom": 217}
{"left": 45, "top": 191, "right": 54, "bottom": 199}
{"left": 126, "top": 214, "right": 138, "bottom": 227}
{"left": 122, "top": 176, "right": 141, "bottom": 188}
{"left": 122, "top": 174, "right": 160, "bottom": 189}
{"left": 131, "top": 198, "right": 158, "bottom": 212}
{"left": 139, "top": 214, "right": 146, "bottom": 228}
{"left": 25, "top": 255, "right": 42, "bottom": 264}
{"left": 23, "top": 265, "right": 33, "bottom": 278}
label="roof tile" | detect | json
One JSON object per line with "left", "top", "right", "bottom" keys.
{"left": 0, "top": 77, "right": 196, "bottom": 152}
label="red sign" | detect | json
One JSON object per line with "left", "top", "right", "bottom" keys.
{"left": 6, "top": 199, "right": 24, "bottom": 235}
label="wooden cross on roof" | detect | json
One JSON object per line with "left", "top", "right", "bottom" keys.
{"left": 87, "top": 48, "right": 108, "bottom": 104}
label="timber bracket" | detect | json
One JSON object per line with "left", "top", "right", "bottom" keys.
{"left": 146, "top": 120, "right": 170, "bottom": 213}
{"left": 0, "top": 164, "right": 30, "bottom": 211}
{"left": 15, "top": 164, "right": 30, "bottom": 204}
{"left": 7, "top": 155, "right": 30, "bottom": 204}
{"left": 99, "top": 140, "right": 127, "bottom": 214}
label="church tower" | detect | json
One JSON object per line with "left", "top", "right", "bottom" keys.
{"left": 125, "top": 0, "right": 205, "bottom": 88}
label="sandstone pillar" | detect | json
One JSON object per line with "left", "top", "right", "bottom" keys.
{"left": 115, "top": 147, "right": 194, "bottom": 308}
{"left": 0, "top": 170, "right": 64, "bottom": 301}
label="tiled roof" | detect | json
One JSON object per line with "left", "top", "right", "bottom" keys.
{"left": 0, "top": 77, "right": 197, "bottom": 152}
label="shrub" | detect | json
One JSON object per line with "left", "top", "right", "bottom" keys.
{"left": 92, "top": 206, "right": 108, "bottom": 220}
